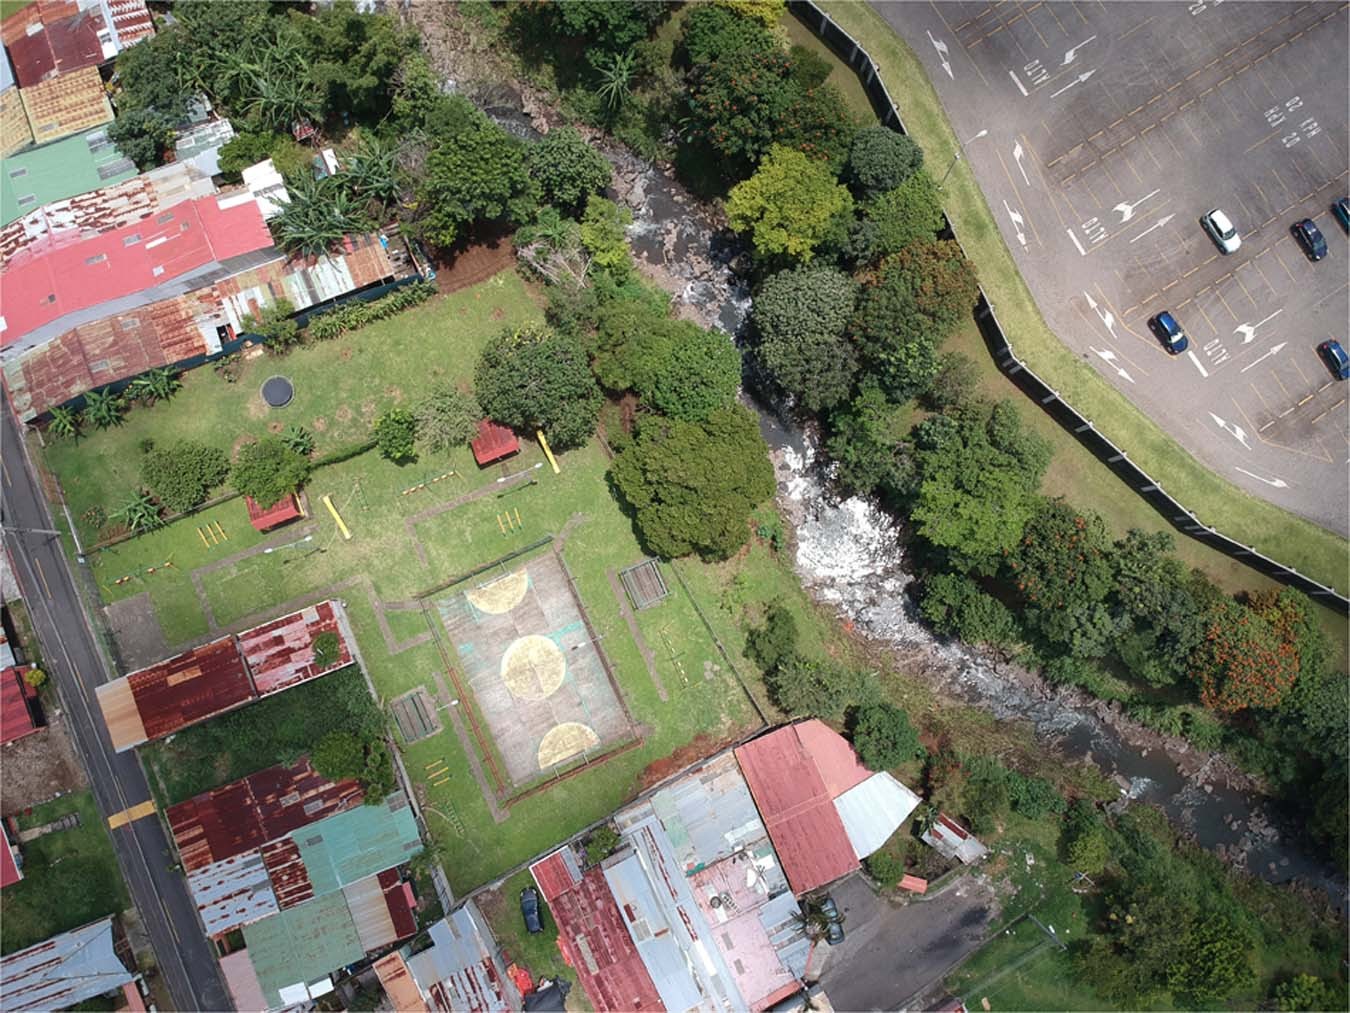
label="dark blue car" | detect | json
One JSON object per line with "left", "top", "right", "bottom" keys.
{"left": 1149, "top": 311, "right": 1189, "bottom": 354}
{"left": 520, "top": 886, "right": 543, "bottom": 934}
{"left": 1292, "top": 218, "right": 1328, "bottom": 261}
{"left": 1318, "top": 340, "right": 1349, "bottom": 381}
{"left": 1334, "top": 198, "right": 1350, "bottom": 233}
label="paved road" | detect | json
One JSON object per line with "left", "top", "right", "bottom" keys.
{"left": 875, "top": 1, "right": 1349, "bottom": 535}
{"left": 1, "top": 391, "right": 230, "bottom": 1012}
{"left": 815, "top": 872, "right": 995, "bottom": 1011}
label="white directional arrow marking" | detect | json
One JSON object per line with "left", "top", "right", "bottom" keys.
{"left": 1084, "top": 291, "right": 1116, "bottom": 336}
{"left": 1235, "top": 466, "right": 1289, "bottom": 489}
{"left": 1003, "top": 200, "right": 1027, "bottom": 246}
{"left": 1129, "top": 214, "right": 1175, "bottom": 243}
{"left": 928, "top": 31, "right": 954, "bottom": 80}
{"left": 1239, "top": 341, "right": 1287, "bottom": 373}
{"left": 1113, "top": 189, "right": 1161, "bottom": 224}
{"left": 1209, "top": 412, "right": 1251, "bottom": 449}
{"left": 1233, "top": 308, "right": 1284, "bottom": 345}
{"left": 1050, "top": 69, "right": 1096, "bottom": 98}
{"left": 1011, "top": 141, "right": 1031, "bottom": 186}
{"left": 1089, "top": 346, "right": 1135, "bottom": 383}
{"left": 1062, "top": 35, "right": 1097, "bottom": 65}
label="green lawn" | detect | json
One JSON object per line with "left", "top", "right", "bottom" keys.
{"left": 1, "top": 791, "right": 129, "bottom": 955}
{"left": 794, "top": 5, "right": 1349, "bottom": 599}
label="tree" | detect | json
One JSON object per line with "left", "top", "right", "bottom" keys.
{"left": 232, "top": 437, "right": 312, "bottom": 507}
{"left": 745, "top": 602, "right": 799, "bottom": 673}
{"left": 549, "top": 0, "right": 666, "bottom": 71}
{"left": 909, "top": 401, "right": 1051, "bottom": 570}
{"left": 1187, "top": 596, "right": 1303, "bottom": 713}
{"left": 634, "top": 320, "right": 741, "bottom": 422}
{"left": 1273, "top": 974, "right": 1341, "bottom": 1012}
{"left": 919, "top": 573, "right": 1019, "bottom": 648}
{"left": 858, "top": 169, "right": 945, "bottom": 260}
{"left": 711, "top": 0, "right": 786, "bottom": 27}
{"left": 961, "top": 760, "right": 1010, "bottom": 833}
{"left": 417, "top": 101, "right": 537, "bottom": 248}
{"left": 766, "top": 653, "right": 876, "bottom": 721}
{"left": 1061, "top": 800, "right": 1110, "bottom": 874}
{"left": 528, "top": 127, "right": 613, "bottom": 214}
{"left": 343, "top": 133, "right": 403, "bottom": 209}
{"left": 681, "top": 3, "right": 778, "bottom": 67}
{"left": 83, "top": 388, "right": 125, "bottom": 430}
{"left": 726, "top": 146, "right": 853, "bottom": 263}
{"left": 681, "top": 42, "right": 797, "bottom": 176}
{"left": 140, "top": 441, "right": 230, "bottom": 513}
{"left": 293, "top": 5, "right": 416, "bottom": 124}
{"left": 415, "top": 385, "right": 480, "bottom": 454}
{"left": 311, "top": 631, "right": 342, "bottom": 671}
{"left": 107, "top": 108, "right": 177, "bottom": 170}
{"left": 113, "top": 490, "right": 161, "bottom": 533}
{"left": 610, "top": 405, "right": 775, "bottom": 560}
{"left": 752, "top": 266, "right": 859, "bottom": 412}
{"left": 850, "top": 701, "right": 924, "bottom": 770}
{"left": 1166, "top": 912, "right": 1256, "bottom": 1005}
{"left": 579, "top": 195, "right": 635, "bottom": 280}
{"left": 216, "top": 130, "right": 283, "bottom": 182}
{"left": 474, "top": 326, "right": 601, "bottom": 450}
{"left": 847, "top": 125, "right": 924, "bottom": 197}
{"left": 47, "top": 406, "right": 80, "bottom": 440}
{"left": 374, "top": 408, "right": 418, "bottom": 463}
{"left": 270, "top": 176, "right": 368, "bottom": 259}
{"left": 824, "top": 382, "right": 913, "bottom": 499}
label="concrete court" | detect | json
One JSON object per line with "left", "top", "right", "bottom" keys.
{"left": 874, "top": 1, "right": 1349, "bottom": 535}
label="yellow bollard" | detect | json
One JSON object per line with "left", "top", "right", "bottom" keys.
{"left": 322, "top": 494, "right": 352, "bottom": 540}
{"left": 197, "top": 527, "right": 210, "bottom": 548}
{"left": 214, "top": 521, "right": 227, "bottom": 541}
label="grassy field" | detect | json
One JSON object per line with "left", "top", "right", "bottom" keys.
{"left": 0, "top": 791, "right": 129, "bottom": 955}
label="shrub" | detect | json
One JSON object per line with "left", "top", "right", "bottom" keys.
{"left": 232, "top": 437, "right": 312, "bottom": 507}
{"left": 242, "top": 298, "right": 300, "bottom": 352}
{"left": 847, "top": 125, "right": 924, "bottom": 196}
{"left": 280, "top": 425, "right": 315, "bottom": 456}
{"left": 745, "top": 602, "right": 799, "bottom": 674}
{"left": 415, "top": 384, "right": 480, "bottom": 454}
{"left": 374, "top": 408, "right": 418, "bottom": 463}
{"left": 22, "top": 668, "right": 46, "bottom": 689}
{"left": 312, "top": 631, "right": 341, "bottom": 670}
{"left": 864, "top": 848, "right": 905, "bottom": 886}
{"left": 1062, "top": 800, "right": 1109, "bottom": 874}
{"left": 305, "top": 282, "right": 436, "bottom": 341}
{"left": 766, "top": 652, "right": 877, "bottom": 721}
{"left": 586, "top": 825, "right": 621, "bottom": 866}
{"left": 140, "top": 441, "right": 230, "bottom": 513}
{"left": 850, "top": 701, "right": 924, "bottom": 771}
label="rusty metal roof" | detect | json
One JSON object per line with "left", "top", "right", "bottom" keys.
{"left": 375, "top": 952, "right": 429, "bottom": 1013}
{"left": 1, "top": 2, "right": 103, "bottom": 88}
{"left": 0, "top": 916, "right": 134, "bottom": 1012}
{"left": 406, "top": 905, "right": 516, "bottom": 1013}
{"left": 186, "top": 850, "right": 280, "bottom": 937}
{"left": 166, "top": 758, "right": 363, "bottom": 872}
{"left": 238, "top": 600, "right": 352, "bottom": 697}
{"left": 17, "top": 65, "right": 112, "bottom": 146}
{"left": 0, "top": 86, "right": 33, "bottom": 156}
{"left": 124, "top": 635, "right": 254, "bottom": 742}
{"left": 260, "top": 835, "right": 314, "bottom": 910}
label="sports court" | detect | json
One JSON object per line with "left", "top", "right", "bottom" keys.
{"left": 427, "top": 549, "right": 635, "bottom": 792}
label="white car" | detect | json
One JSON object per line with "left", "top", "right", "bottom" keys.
{"left": 1201, "top": 208, "right": 1241, "bottom": 254}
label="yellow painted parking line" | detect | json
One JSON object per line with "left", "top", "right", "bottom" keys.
{"left": 108, "top": 799, "right": 156, "bottom": 829}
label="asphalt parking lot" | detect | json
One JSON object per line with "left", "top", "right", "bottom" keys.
{"left": 874, "top": 1, "right": 1349, "bottom": 535}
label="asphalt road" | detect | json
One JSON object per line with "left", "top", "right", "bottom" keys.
{"left": 1, "top": 390, "right": 231, "bottom": 1012}
{"left": 815, "top": 872, "right": 995, "bottom": 1011}
{"left": 875, "top": 1, "right": 1350, "bottom": 535}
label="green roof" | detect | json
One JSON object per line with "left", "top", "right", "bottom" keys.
{"left": 242, "top": 891, "right": 364, "bottom": 1006}
{"left": 292, "top": 792, "right": 421, "bottom": 896}
{"left": 1, "top": 128, "right": 137, "bottom": 225}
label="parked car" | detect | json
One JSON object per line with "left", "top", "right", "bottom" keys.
{"left": 1201, "top": 208, "right": 1241, "bottom": 254}
{"left": 1292, "top": 218, "right": 1328, "bottom": 261}
{"left": 1317, "top": 339, "right": 1349, "bottom": 380}
{"left": 813, "top": 895, "right": 845, "bottom": 945}
{"left": 520, "top": 886, "right": 543, "bottom": 934}
{"left": 1333, "top": 197, "right": 1349, "bottom": 233}
{"left": 1148, "top": 310, "right": 1189, "bottom": 354}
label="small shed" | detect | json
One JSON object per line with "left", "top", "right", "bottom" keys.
{"left": 245, "top": 493, "right": 303, "bottom": 533}
{"left": 471, "top": 419, "right": 519, "bottom": 467}
{"left": 0, "top": 666, "right": 40, "bottom": 744}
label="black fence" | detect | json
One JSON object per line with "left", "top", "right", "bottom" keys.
{"left": 788, "top": 0, "right": 1348, "bottom": 614}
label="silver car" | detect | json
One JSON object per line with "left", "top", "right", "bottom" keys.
{"left": 1201, "top": 208, "right": 1241, "bottom": 254}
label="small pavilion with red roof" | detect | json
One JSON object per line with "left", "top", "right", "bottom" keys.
{"left": 471, "top": 419, "right": 519, "bottom": 467}
{"left": 244, "top": 494, "right": 303, "bottom": 533}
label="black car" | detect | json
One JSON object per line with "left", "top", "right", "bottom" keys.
{"left": 1292, "top": 218, "right": 1328, "bottom": 261}
{"left": 520, "top": 885, "right": 543, "bottom": 934}
{"left": 1318, "top": 340, "right": 1349, "bottom": 381}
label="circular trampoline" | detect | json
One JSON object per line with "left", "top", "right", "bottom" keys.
{"left": 261, "top": 376, "right": 294, "bottom": 408}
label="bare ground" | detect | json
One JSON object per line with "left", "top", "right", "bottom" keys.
{"left": 0, "top": 712, "right": 86, "bottom": 816}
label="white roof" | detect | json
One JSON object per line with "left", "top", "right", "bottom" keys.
{"left": 833, "top": 772, "right": 921, "bottom": 860}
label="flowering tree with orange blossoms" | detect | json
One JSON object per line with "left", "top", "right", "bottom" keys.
{"left": 1188, "top": 598, "right": 1300, "bottom": 712}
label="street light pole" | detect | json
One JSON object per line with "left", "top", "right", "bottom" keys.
{"left": 939, "top": 128, "right": 989, "bottom": 188}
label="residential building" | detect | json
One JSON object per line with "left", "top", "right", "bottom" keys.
{"left": 16, "top": 64, "right": 112, "bottom": 145}
{"left": 0, "top": 917, "right": 137, "bottom": 1011}
{"left": 1, "top": 0, "right": 153, "bottom": 89}
{"left": 396, "top": 903, "right": 521, "bottom": 1012}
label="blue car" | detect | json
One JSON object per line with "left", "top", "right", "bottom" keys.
{"left": 1334, "top": 198, "right": 1350, "bottom": 233}
{"left": 520, "top": 886, "right": 543, "bottom": 934}
{"left": 1318, "top": 340, "right": 1349, "bottom": 381}
{"left": 1149, "top": 310, "right": 1189, "bottom": 354}
{"left": 1292, "top": 218, "right": 1328, "bottom": 261}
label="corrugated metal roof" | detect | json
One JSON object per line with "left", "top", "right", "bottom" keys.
{"left": 238, "top": 600, "right": 351, "bottom": 697}
{"left": 242, "top": 890, "right": 364, "bottom": 1010}
{"left": 921, "top": 813, "right": 988, "bottom": 864}
{"left": 0, "top": 916, "right": 134, "bottom": 1012}
{"left": 833, "top": 772, "right": 920, "bottom": 860}
{"left": 375, "top": 952, "right": 428, "bottom": 1013}
{"left": 529, "top": 848, "right": 580, "bottom": 904}
{"left": 1, "top": 821, "right": 21, "bottom": 889}
{"left": 17, "top": 66, "right": 113, "bottom": 147}
{"left": 0, "top": 666, "right": 38, "bottom": 743}
{"left": 0, "top": 85, "right": 34, "bottom": 156}
{"left": 219, "top": 949, "right": 268, "bottom": 1013}
{"left": 187, "top": 850, "right": 280, "bottom": 936}
{"left": 794, "top": 719, "right": 871, "bottom": 798}
{"left": 405, "top": 905, "right": 515, "bottom": 1013}
{"left": 471, "top": 418, "right": 518, "bottom": 466}
{"left": 1, "top": 2, "right": 103, "bottom": 88}
{"left": 166, "top": 758, "right": 363, "bottom": 872}
{"left": 342, "top": 873, "right": 397, "bottom": 952}
{"left": 290, "top": 791, "right": 422, "bottom": 896}
{"left": 1, "top": 127, "right": 136, "bottom": 225}
{"left": 244, "top": 493, "right": 302, "bottom": 532}
{"left": 173, "top": 118, "right": 234, "bottom": 177}
{"left": 124, "top": 635, "right": 254, "bottom": 743}
{"left": 735, "top": 726, "right": 860, "bottom": 896}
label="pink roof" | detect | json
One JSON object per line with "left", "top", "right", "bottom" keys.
{"left": 794, "top": 718, "right": 871, "bottom": 797}
{"left": 734, "top": 723, "right": 862, "bottom": 895}
{"left": 237, "top": 601, "right": 351, "bottom": 697}
{"left": 0, "top": 823, "right": 21, "bottom": 889}
{"left": 1, "top": 195, "right": 273, "bottom": 347}
{"left": 529, "top": 850, "right": 580, "bottom": 904}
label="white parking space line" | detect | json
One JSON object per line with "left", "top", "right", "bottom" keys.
{"left": 1187, "top": 350, "right": 1210, "bottom": 378}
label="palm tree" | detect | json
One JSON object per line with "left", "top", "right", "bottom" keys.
{"left": 83, "top": 388, "right": 125, "bottom": 430}
{"left": 113, "top": 490, "right": 161, "bottom": 533}
{"left": 595, "top": 51, "right": 635, "bottom": 117}
{"left": 48, "top": 405, "right": 80, "bottom": 440}
{"left": 344, "top": 135, "right": 402, "bottom": 208}
{"left": 915, "top": 803, "right": 940, "bottom": 838}
{"left": 270, "top": 174, "right": 367, "bottom": 258}
{"left": 128, "top": 367, "right": 180, "bottom": 405}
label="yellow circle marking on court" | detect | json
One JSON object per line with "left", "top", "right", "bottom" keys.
{"left": 465, "top": 569, "right": 528, "bottom": 614}
{"left": 500, "top": 634, "right": 566, "bottom": 701}
{"left": 537, "top": 722, "right": 600, "bottom": 769}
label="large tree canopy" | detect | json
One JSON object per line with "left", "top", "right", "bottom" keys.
{"left": 474, "top": 326, "right": 601, "bottom": 450}
{"left": 752, "top": 266, "right": 859, "bottom": 412}
{"left": 610, "top": 405, "right": 775, "bottom": 560}
{"left": 231, "top": 437, "right": 312, "bottom": 508}
{"left": 727, "top": 146, "right": 853, "bottom": 263}
{"left": 847, "top": 124, "right": 924, "bottom": 197}
{"left": 528, "top": 127, "right": 613, "bottom": 214}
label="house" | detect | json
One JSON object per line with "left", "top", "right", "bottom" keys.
{"left": 0, "top": 917, "right": 136, "bottom": 1012}
{"left": 0, "top": 48, "right": 33, "bottom": 156}
{"left": 1, "top": 0, "right": 153, "bottom": 89}
{"left": 0, "top": 665, "right": 41, "bottom": 744}
{"left": 1, "top": 819, "right": 22, "bottom": 889}
{"left": 399, "top": 903, "right": 520, "bottom": 1012}
{"left": 173, "top": 118, "right": 236, "bottom": 178}
{"left": 471, "top": 418, "right": 520, "bottom": 467}
{"left": 734, "top": 720, "right": 922, "bottom": 896}
{"left": 244, "top": 493, "right": 304, "bottom": 533}
{"left": 17, "top": 64, "right": 113, "bottom": 145}
{"left": 921, "top": 813, "right": 988, "bottom": 865}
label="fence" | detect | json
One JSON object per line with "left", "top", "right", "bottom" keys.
{"left": 788, "top": 0, "right": 1348, "bottom": 615}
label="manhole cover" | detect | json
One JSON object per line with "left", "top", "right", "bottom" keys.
{"left": 261, "top": 375, "right": 294, "bottom": 408}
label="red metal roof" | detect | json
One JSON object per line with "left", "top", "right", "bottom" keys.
{"left": 532, "top": 855, "right": 663, "bottom": 1012}
{"left": 0, "top": 667, "right": 39, "bottom": 744}
{"left": 166, "top": 758, "right": 363, "bottom": 872}
{"left": 377, "top": 868, "right": 417, "bottom": 942}
{"left": 244, "top": 493, "right": 302, "bottom": 532}
{"left": 0, "top": 822, "right": 21, "bottom": 889}
{"left": 126, "top": 635, "right": 254, "bottom": 741}
{"left": 237, "top": 601, "right": 351, "bottom": 697}
{"left": 529, "top": 850, "right": 580, "bottom": 904}
{"left": 1, "top": 2, "right": 102, "bottom": 88}
{"left": 734, "top": 724, "right": 860, "bottom": 896}
{"left": 471, "top": 419, "right": 519, "bottom": 467}
{"left": 259, "top": 835, "right": 313, "bottom": 909}
{"left": 793, "top": 718, "right": 871, "bottom": 797}
{"left": 1, "top": 194, "right": 273, "bottom": 347}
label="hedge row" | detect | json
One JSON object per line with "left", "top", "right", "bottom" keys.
{"left": 306, "top": 280, "right": 437, "bottom": 341}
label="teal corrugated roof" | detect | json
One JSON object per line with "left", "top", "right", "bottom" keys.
{"left": 242, "top": 892, "right": 363, "bottom": 1007}
{"left": 1, "top": 128, "right": 136, "bottom": 225}
{"left": 292, "top": 792, "right": 421, "bottom": 896}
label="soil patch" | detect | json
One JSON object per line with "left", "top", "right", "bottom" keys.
{"left": 432, "top": 232, "right": 517, "bottom": 295}
{"left": 0, "top": 713, "right": 86, "bottom": 815}
{"left": 638, "top": 731, "right": 732, "bottom": 790}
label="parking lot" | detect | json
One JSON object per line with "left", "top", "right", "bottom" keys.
{"left": 876, "top": 1, "right": 1349, "bottom": 534}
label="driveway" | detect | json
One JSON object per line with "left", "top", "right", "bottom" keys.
{"left": 814, "top": 872, "right": 997, "bottom": 1011}
{"left": 873, "top": 1, "right": 1349, "bottom": 534}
